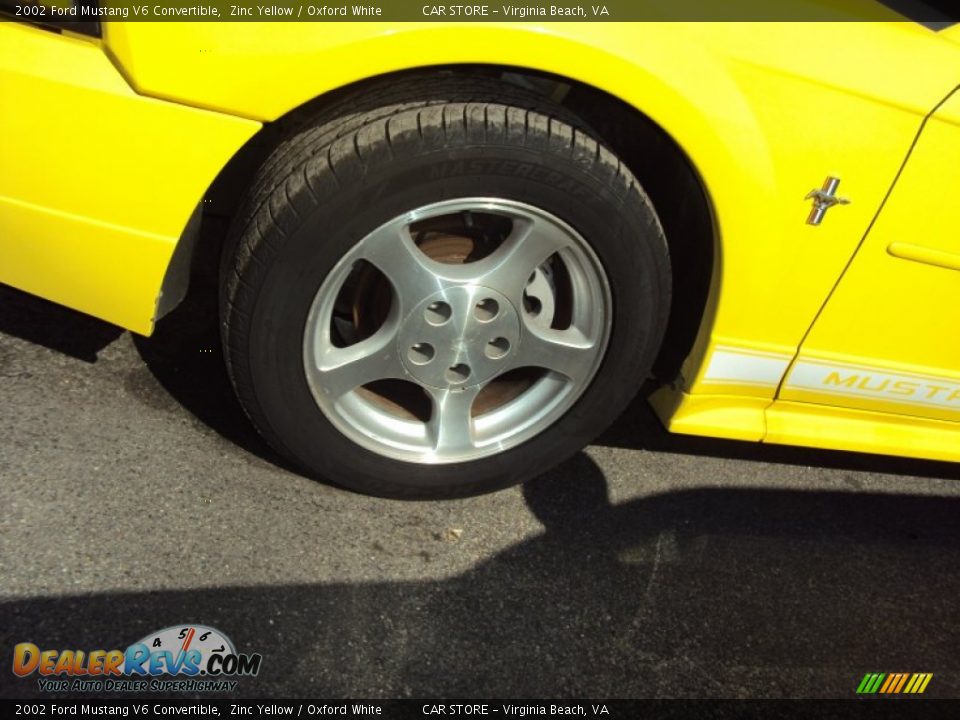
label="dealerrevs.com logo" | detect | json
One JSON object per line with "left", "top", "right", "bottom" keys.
{"left": 13, "top": 625, "right": 262, "bottom": 693}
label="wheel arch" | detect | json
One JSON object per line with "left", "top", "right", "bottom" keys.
{"left": 171, "top": 63, "right": 722, "bottom": 384}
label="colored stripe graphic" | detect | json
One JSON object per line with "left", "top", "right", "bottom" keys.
{"left": 856, "top": 673, "right": 886, "bottom": 694}
{"left": 878, "top": 674, "right": 895, "bottom": 693}
{"left": 856, "top": 672, "right": 932, "bottom": 694}
{"left": 907, "top": 673, "right": 933, "bottom": 693}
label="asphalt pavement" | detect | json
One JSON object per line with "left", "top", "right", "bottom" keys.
{"left": 2, "top": 279, "right": 960, "bottom": 700}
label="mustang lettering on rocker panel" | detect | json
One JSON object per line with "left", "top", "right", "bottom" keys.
{"left": 699, "top": 346, "right": 960, "bottom": 419}
{"left": 783, "top": 358, "right": 960, "bottom": 414}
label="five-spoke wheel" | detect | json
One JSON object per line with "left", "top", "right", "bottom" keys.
{"left": 303, "top": 199, "right": 611, "bottom": 463}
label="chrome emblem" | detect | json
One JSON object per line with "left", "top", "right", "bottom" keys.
{"left": 805, "top": 176, "right": 850, "bottom": 225}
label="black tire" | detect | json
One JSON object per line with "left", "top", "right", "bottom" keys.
{"left": 220, "top": 76, "right": 670, "bottom": 499}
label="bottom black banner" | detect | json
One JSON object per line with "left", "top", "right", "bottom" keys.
{"left": 1, "top": 699, "right": 959, "bottom": 720}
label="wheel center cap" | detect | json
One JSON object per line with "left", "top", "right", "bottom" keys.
{"left": 398, "top": 286, "right": 521, "bottom": 389}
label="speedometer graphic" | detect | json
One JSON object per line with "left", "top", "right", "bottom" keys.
{"left": 132, "top": 625, "right": 235, "bottom": 675}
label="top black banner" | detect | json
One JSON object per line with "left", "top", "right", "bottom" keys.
{"left": 1, "top": 0, "right": 958, "bottom": 22}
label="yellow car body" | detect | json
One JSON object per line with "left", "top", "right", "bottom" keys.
{"left": 2, "top": 11, "right": 959, "bottom": 465}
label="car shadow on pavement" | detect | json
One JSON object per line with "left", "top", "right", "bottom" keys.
{"left": 0, "top": 284, "right": 122, "bottom": 364}
{"left": 3, "top": 458, "right": 959, "bottom": 699}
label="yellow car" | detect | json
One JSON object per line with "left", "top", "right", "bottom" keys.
{"left": 2, "top": 6, "right": 959, "bottom": 497}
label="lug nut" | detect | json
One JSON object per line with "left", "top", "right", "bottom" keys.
{"left": 486, "top": 337, "right": 510, "bottom": 359}
{"left": 474, "top": 298, "right": 499, "bottom": 322}
{"left": 408, "top": 342, "right": 435, "bottom": 365}
{"left": 446, "top": 364, "right": 471, "bottom": 384}
{"left": 425, "top": 301, "right": 452, "bottom": 326}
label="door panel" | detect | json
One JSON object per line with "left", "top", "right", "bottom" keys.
{"left": 779, "top": 88, "right": 960, "bottom": 422}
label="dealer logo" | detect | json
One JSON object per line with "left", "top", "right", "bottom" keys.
{"left": 12, "top": 625, "right": 262, "bottom": 693}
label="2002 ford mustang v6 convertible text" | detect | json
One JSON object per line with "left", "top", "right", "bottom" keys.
{"left": 1, "top": 5, "right": 959, "bottom": 497}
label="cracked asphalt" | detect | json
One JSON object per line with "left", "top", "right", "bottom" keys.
{"left": 2, "top": 277, "right": 960, "bottom": 700}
